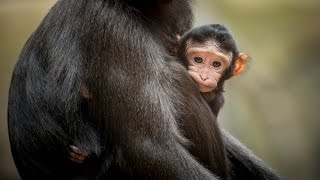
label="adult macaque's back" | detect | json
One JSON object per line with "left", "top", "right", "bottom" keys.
{"left": 8, "top": 0, "right": 281, "bottom": 179}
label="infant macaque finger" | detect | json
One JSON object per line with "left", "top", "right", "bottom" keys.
{"left": 69, "top": 145, "right": 88, "bottom": 163}
{"left": 70, "top": 156, "right": 84, "bottom": 164}
{"left": 70, "top": 152, "right": 85, "bottom": 161}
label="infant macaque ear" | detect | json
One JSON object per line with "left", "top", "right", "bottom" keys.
{"left": 233, "top": 53, "right": 248, "bottom": 76}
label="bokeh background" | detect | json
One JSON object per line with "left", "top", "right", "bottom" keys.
{"left": 1, "top": 0, "right": 319, "bottom": 179}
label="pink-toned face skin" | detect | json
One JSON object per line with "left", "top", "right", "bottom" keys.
{"left": 186, "top": 41, "right": 232, "bottom": 93}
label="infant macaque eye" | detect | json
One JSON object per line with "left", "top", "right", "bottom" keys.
{"left": 212, "top": 61, "right": 221, "bottom": 68}
{"left": 194, "top": 57, "right": 203, "bottom": 63}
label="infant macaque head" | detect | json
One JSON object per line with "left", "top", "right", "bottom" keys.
{"left": 178, "top": 24, "right": 248, "bottom": 93}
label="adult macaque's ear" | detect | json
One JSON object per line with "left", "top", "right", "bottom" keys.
{"left": 171, "top": 34, "right": 181, "bottom": 55}
{"left": 81, "top": 86, "right": 91, "bottom": 99}
{"left": 233, "top": 52, "right": 248, "bottom": 76}
{"left": 176, "top": 35, "right": 181, "bottom": 41}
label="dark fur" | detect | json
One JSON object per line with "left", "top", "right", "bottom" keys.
{"left": 8, "top": 0, "right": 281, "bottom": 179}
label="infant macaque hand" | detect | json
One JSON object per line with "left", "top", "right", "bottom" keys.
{"left": 69, "top": 145, "right": 88, "bottom": 163}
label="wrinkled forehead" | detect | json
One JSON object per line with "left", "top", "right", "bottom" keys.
{"left": 185, "top": 40, "right": 233, "bottom": 61}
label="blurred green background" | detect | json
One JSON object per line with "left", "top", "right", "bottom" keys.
{"left": 1, "top": 0, "right": 319, "bottom": 179}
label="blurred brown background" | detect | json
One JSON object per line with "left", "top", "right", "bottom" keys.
{"left": 1, "top": 0, "right": 319, "bottom": 179}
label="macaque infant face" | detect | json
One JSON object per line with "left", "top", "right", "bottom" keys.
{"left": 186, "top": 41, "right": 232, "bottom": 92}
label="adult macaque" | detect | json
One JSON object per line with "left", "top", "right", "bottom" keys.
{"left": 8, "top": 0, "right": 228, "bottom": 178}
{"left": 8, "top": 0, "right": 281, "bottom": 179}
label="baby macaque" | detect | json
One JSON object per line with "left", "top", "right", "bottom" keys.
{"left": 177, "top": 24, "right": 248, "bottom": 116}
{"left": 70, "top": 24, "right": 248, "bottom": 163}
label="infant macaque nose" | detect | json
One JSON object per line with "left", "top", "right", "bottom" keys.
{"left": 200, "top": 74, "right": 209, "bottom": 81}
